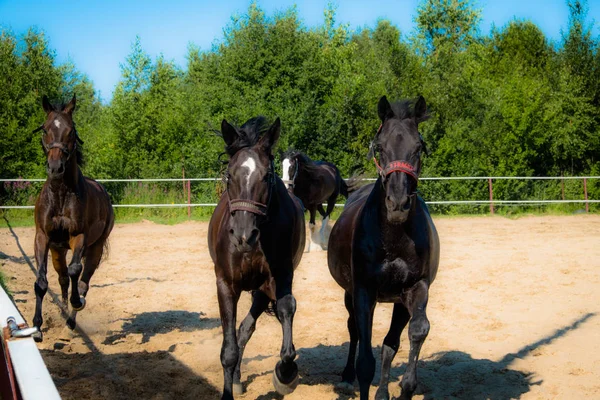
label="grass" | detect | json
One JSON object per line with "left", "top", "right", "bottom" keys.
{"left": 2, "top": 203, "right": 597, "bottom": 229}
{"left": 0, "top": 268, "right": 8, "bottom": 294}
{"left": 1, "top": 180, "right": 596, "bottom": 227}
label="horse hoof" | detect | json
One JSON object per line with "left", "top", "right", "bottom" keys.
{"left": 272, "top": 364, "right": 299, "bottom": 395}
{"left": 32, "top": 331, "right": 43, "bottom": 343}
{"left": 336, "top": 381, "right": 354, "bottom": 394}
{"left": 72, "top": 297, "right": 86, "bottom": 311}
{"left": 233, "top": 383, "right": 244, "bottom": 395}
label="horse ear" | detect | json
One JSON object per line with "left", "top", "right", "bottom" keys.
{"left": 42, "top": 95, "right": 53, "bottom": 114}
{"left": 414, "top": 95, "right": 430, "bottom": 124}
{"left": 221, "top": 119, "right": 238, "bottom": 148}
{"left": 64, "top": 94, "right": 76, "bottom": 114}
{"left": 378, "top": 95, "right": 394, "bottom": 121}
{"left": 259, "top": 117, "right": 281, "bottom": 154}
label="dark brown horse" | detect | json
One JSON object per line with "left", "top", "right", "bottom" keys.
{"left": 32, "top": 94, "right": 114, "bottom": 341}
{"left": 208, "top": 117, "right": 305, "bottom": 399}
{"left": 282, "top": 150, "right": 347, "bottom": 251}
{"left": 328, "top": 96, "right": 439, "bottom": 400}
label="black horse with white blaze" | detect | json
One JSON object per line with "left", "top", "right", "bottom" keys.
{"left": 208, "top": 117, "right": 305, "bottom": 400}
{"left": 282, "top": 150, "right": 347, "bottom": 251}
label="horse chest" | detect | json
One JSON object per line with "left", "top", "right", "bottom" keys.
{"left": 238, "top": 251, "right": 273, "bottom": 292}
{"left": 374, "top": 257, "right": 421, "bottom": 302}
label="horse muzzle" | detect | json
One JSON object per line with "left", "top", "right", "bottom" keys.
{"left": 230, "top": 227, "right": 260, "bottom": 253}
{"left": 46, "top": 162, "right": 66, "bottom": 179}
{"left": 385, "top": 194, "right": 412, "bottom": 224}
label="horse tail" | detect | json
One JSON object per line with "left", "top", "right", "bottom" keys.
{"left": 343, "top": 173, "right": 366, "bottom": 197}
{"left": 339, "top": 178, "right": 349, "bottom": 198}
{"left": 265, "top": 300, "right": 278, "bottom": 318}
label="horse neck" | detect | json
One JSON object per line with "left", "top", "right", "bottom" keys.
{"left": 295, "top": 158, "right": 314, "bottom": 182}
{"left": 370, "top": 179, "right": 413, "bottom": 241}
{"left": 48, "top": 157, "right": 82, "bottom": 194}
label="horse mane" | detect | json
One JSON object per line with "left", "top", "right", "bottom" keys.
{"left": 223, "top": 116, "right": 269, "bottom": 157}
{"left": 283, "top": 149, "right": 327, "bottom": 176}
{"left": 389, "top": 99, "right": 430, "bottom": 121}
{"left": 370, "top": 98, "right": 430, "bottom": 156}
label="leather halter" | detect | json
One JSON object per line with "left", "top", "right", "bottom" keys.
{"left": 227, "top": 159, "right": 275, "bottom": 218}
{"left": 372, "top": 123, "right": 420, "bottom": 184}
{"left": 34, "top": 124, "right": 84, "bottom": 162}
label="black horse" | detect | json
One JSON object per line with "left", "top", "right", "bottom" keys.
{"left": 328, "top": 96, "right": 439, "bottom": 400}
{"left": 208, "top": 117, "right": 305, "bottom": 400}
{"left": 282, "top": 150, "right": 347, "bottom": 251}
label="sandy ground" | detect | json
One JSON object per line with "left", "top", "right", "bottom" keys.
{"left": 1, "top": 215, "right": 599, "bottom": 400}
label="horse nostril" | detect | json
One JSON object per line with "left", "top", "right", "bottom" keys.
{"left": 229, "top": 229, "right": 234, "bottom": 235}
{"left": 386, "top": 195, "right": 399, "bottom": 211}
{"left": 402, "top": 199, "right": 411, "bottom": 211}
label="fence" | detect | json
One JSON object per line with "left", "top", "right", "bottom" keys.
{"left": 0, "top": 286, "right": 61, "bottom": 400}
{"left": 1, "top": 176, "right": 599, "bottom": 215}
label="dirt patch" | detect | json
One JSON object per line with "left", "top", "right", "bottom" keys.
{"left": 1, "top": 215, "right": 599, "bottom": 399}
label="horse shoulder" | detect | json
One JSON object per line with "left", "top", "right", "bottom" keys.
{"left": 415, "top": 198, "right": 440, "bottom": 283}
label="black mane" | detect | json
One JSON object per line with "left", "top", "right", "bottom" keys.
{"left": 223, "top": 116, "right": 269, "bottom": 156}
{"left": 389, "top": 99, "right": 430, "bottom": 121}
{"left": 283, "top": 149, "right": 326, "bottom": 176}
{"left": 369, "top": 97, "right": 430, "bottom": 158}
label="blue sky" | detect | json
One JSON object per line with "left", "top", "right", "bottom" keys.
{"left": 1, "top": 0, "right": 599, "bottom": 102}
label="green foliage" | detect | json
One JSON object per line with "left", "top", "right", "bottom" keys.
{"left": 1, "top": 0, "right": 600, "bottom": 215}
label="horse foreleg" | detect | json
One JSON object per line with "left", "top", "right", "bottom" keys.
{"left": 354, "top": 285, "right": 377, "bottom": 400}
{"left": 67, "top": 240, "right": 104, "bottom": 330}
{"left": 67, "top": 233, "right": 86, "bottom": 313}
{"left": 32, "top": 230, "right": 49, "bottom": 342}
{"left": 318, "top": 201, "right": 334, "bottom": 250}
{"left": 272, "top": 284, "right": 298, "bottom": 395}
{"left": 337, "top": 291, "right": 358, "bottom": 393}
{"left": 217, "top": 279, "right": 240, "bottom": 400}
{"left": 306, "top": 207, "right": 318, "bottom": 252}
{"left": 233, "top": 290, "right": 270, "bottom": 395}
{"left": 375, "top": 303, "right": 410, "bottom": 400}
{"left": 50, "top": 248, "right": 69, "bottom": 308}
{"left": 399, "top": 280, "right": 430, "bottom": 400}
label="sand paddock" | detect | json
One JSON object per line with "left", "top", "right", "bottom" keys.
{"left": 1, "top": 215, "right": 599, "bottom": 399}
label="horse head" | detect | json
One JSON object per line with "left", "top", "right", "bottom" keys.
{"left": 221, "top": 116, "right": 281, "bottom": 252}
{"left": 371, "top": 95, "right": 430, "bottom": 224}
{"left": 282, "top": 150, "right": 299, "bottom": 189}
{"left": 35, "top": 94, "right": 83, "bottom": 180}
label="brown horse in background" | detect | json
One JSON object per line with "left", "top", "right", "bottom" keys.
{"left": 32, "top": 94, "right": 114, "bottom": 341}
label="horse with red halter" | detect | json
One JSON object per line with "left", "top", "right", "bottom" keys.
{"left": 208, "top": 117, "right": 305, "bottom": 399}
{"left": 32, "top": 95, "right": 114, "bottom": 341}
{"left": 281, "top": 150, "right": 347, "bottom": 251}
{"left": 328, "top": 96, "right": 439, "bottom": 400}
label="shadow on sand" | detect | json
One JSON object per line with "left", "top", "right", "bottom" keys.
{"left": 103, "top": 310, "right": 221, "bottom": 345}
{"left": 41, "top": 348, "right": 221, "bottom": 400}
{"left": 249, "top": 312, "right": 595, "bottom": 400}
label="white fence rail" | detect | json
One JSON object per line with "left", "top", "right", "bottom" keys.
{"left": 1, "top": 176, "right": 598, "bottom": 213}
{"left": 0, "top": 287, "right": 61, "bottom": 400}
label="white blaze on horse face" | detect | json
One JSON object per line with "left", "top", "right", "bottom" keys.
{"left": 53, "top": 120, "right": 61, "bottom": 128}
{"left": 241, "top": 156, "right": 257, "bottom": 192}
{"left": 282, "top": 158, "right": 291, "bottom": 188}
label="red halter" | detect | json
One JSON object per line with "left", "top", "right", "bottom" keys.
{"left": 372, "top": 124, "right": 419, "bottom": 183}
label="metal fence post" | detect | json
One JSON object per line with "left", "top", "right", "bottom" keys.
{"left": 561, "top": 174, "right": 565, "bottom": 201}
{"left": 584, "top": 178, "right": 589, "bottom": 213}
{"left": 488, "top": 178, "right": 494, "bottom": 214}
{"left": 187, "top": 180, "right": 191, "bottom": 219}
